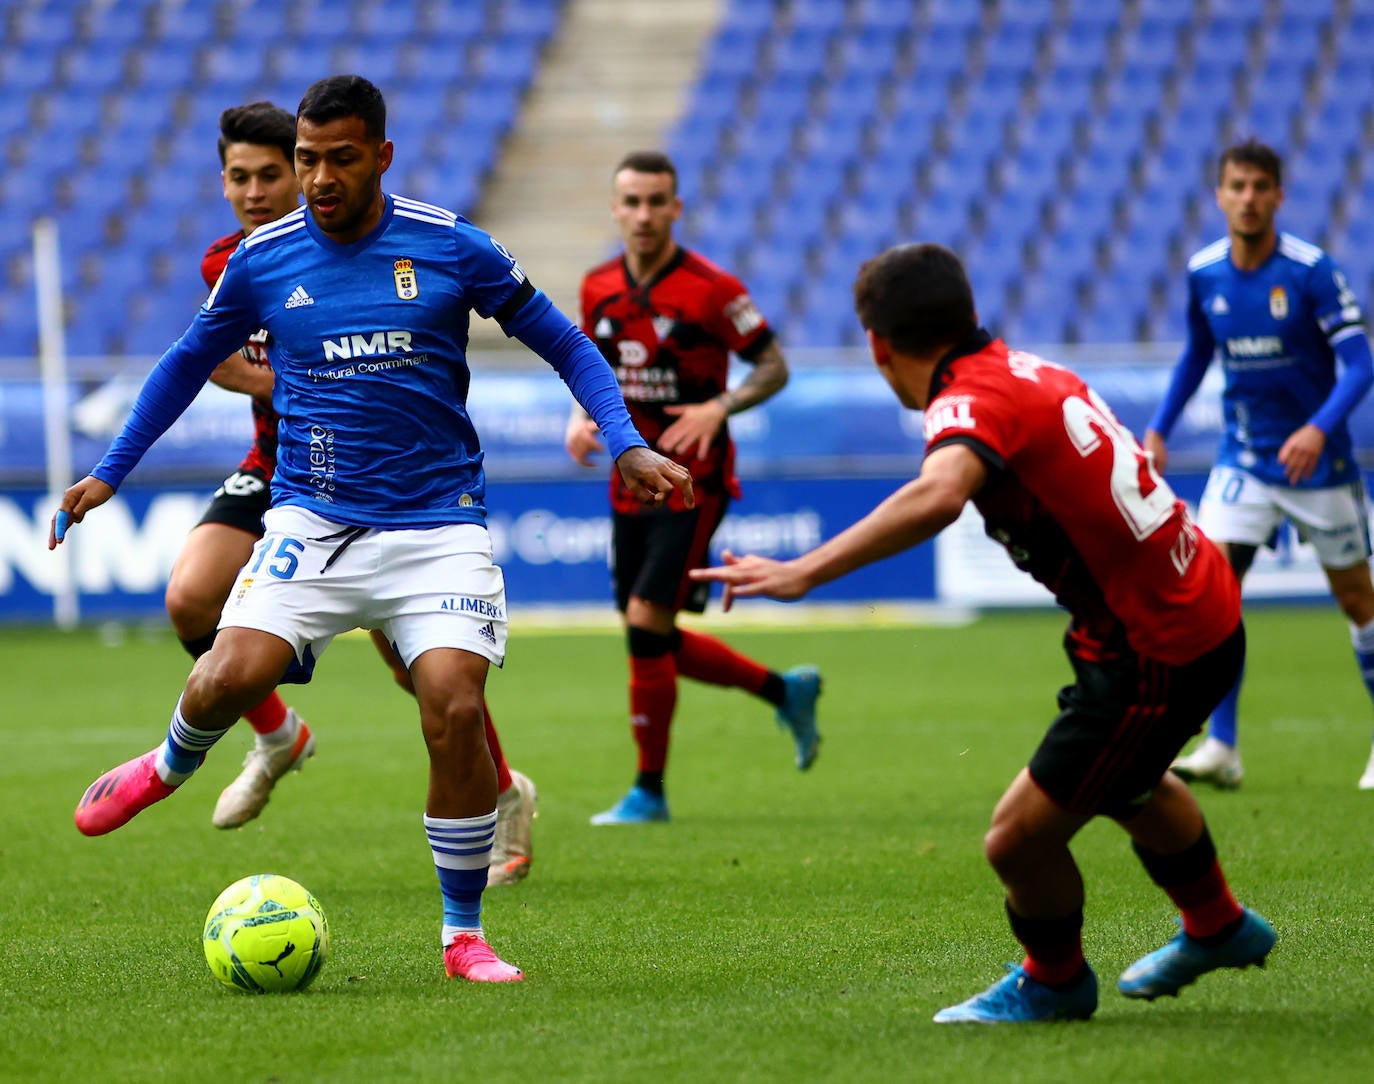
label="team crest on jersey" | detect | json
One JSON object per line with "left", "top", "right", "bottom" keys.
{"left": 1269, "top": 286, "right": 1288, "bottom": 319}
{"left": 652, "top": 315, "right": 675, "bottom": 341}
{"left": 1210, "top": 294, "right": 1229, "bottom": 315}
{"left": 393, "top": 258, "right": 419, "bottom": 300}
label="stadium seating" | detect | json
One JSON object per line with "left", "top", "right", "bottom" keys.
{"left": 3, "top": 0, "right": 1372, "bottom": 356}
{"left": 0, "top": 0, "right": 565, "bottom": 359}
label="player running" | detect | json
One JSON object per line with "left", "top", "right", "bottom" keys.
{"left": 695, "top": 243, "right": 1275, "bottom": 1023}
{"left": 1145, "top": 139, "right": 1374, "bottom": 790}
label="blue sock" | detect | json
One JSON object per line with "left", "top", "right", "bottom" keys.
{"left": 424, "top": 811, "right": 496, "bottom": 944}
{"left": 1349, "top": 619, "right": 1374, "bottom": 741}
{"left": 157, "top": 697, "right": 228, "bottom": 784}
{"left": 1207, "top": 672, "right": 1241, "bottom": 748}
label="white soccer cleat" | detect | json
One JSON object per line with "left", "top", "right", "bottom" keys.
{"left": 212, "top": 711, "right": 315, "bottom": 829}
{"left": 1171, "top": 736, "right": 1242, "bottom": 789}
{"left": 487, "top": 770, "right": 537, "bottom": 886}
{"left": 1359, "top": 744, "right": 1374, "bottom": 791}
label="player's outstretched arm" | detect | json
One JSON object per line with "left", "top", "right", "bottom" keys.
{"left": 692, "top": 442, "right": 987, "bottom": 609}
{"left": 49, "top": 476, "right": 115, "bottom": 549}
{"left": 615, "top": 446, "right": 695, "bottom": 508}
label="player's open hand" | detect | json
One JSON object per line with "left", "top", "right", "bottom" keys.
{"left": 565, "top": 416, "right": 604, "bottom": 467}
{"left": 660, "top": 399, "right": 729, "bottom": 460}
{"left": 1278, "top": 423, "right": 1326, "bottom": 484}
{"left": 689, "top": 549, "right": 808, "bottom": 612}
{"left": 49, "top": 476, "right": 115, "bottom": 549}
{"left": 615, "top": 446, "right": 695, "bottom": 508}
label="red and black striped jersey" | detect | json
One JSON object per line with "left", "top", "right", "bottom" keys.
{"left": 580, "top": 246, "right": 774, "bottom": 514}
{"left": 925, "top": 333, "right": 1240, "bottom": 666}
{"left": 202, "top": 231, "right": 278, "bottom": 477}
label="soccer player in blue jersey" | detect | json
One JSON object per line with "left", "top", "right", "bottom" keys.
{"left": 1145, "top": 139, "right": 1374, "bottom": 790}
{"left": 50, "top": 75, "right": 692, "bottom": 983}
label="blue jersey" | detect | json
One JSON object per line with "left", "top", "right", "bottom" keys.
{"left": 93, "top": 194, "right": 645, "bottom": 529}
{"left": 1151, "top": 232, "right": 1372, "bottom": 488}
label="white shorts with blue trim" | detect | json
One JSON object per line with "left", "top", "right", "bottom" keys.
{"left": 218, "top": 506, "right": 507, "bottom": 682}
{"left": 1197, "top": 465, "right": 1372, "bottom": 570}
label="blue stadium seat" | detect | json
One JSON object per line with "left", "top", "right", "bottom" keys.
{"left": 768, "top": 26, "right": 836, "bottom": 77}
{"left": 129, "top": 43, "right": 199, "bottom": 89}
{"left": 925, "top": 0, "right": 985, "bottom": 31}
{"left": 1118, "top": 20, "right": 1182, "bottom": 72}
{"left": 719, "top": 0, "right": 779, "bottom": 34}
{"left": 151, "top": 2, "right": 219, "bottom": 44}
{"left": 0, "top": 48, "right": 59, "bottom": 93}
{"left": 331, "top": 42, "right": 401, "bottom": 86}
{"left": 751, "top": 74, "right": 819, "bottom": 127}
{"left": 978, "top": 21, "right": 1041, "bottom": 72}
{"left": 852, "top": 0, "right": 916, "bottom": 33}
{"left": 913, "top": 23, "right": 975, "bottom": 75}
{"left": 58, "top": 43, "right": 132, "bottom": 91}
{"left": 14, "top": 4, "right": 84, "bottom": 47}
{"left": 787, "top": 0, "right": 848, "bottom": 33}
{"left": 834, "top": 31, "right": 900, "bottom": 79}
{"left": 703, "top": 25, "right": 768, "bottom": 82}
{"left": 993, "top": 0, "right": 1056, "bottom": 30}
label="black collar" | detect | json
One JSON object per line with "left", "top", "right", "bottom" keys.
{"left": 928, "top": 328, "right": 994, "bottom": 400}
{"left": 622, "top": 245, "right": 687, "bottom": 291}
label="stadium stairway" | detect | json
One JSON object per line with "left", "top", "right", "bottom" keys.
{"left": 468, "top": 0, "right": 723, "bottom": 350}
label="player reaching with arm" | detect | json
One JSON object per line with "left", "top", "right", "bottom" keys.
{"left": 52, "top": 77, "right": 690, "bottom": 982}
{"left": 1144, "top": 139, "right": 1374, "bottom": 790}
{"left": 694, "top": 243, "right": 1275, "bottom": 1023}
{"left": 163, "top": 101, "right": 537, "bottom": 886}
{"left": 566, "top": 151, "right": 820, "bottom": 827}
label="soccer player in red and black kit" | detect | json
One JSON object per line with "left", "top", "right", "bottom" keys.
{"left": 694, "top": 244, "right": 1276, "bottom": 1022}
{"left": 165, "top": 102, "right": 536, "bottom": 884}
{"left": 566, "top": 151, "right": 821, "bottom": 825}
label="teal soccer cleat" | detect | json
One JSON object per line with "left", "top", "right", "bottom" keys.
{"left": 1118, "top": 908, "right": 1276, "bottom": 1000}
{"left": 589, "top": 786, "right": 670, "bottom": 826}
{"left": 776, "top": 665, "right": 822, "bottom": 770}
{"left": 933, "top": 963, "right": 1098, "bottom": 1024}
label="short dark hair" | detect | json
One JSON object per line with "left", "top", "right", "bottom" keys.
{"left": 853, "top": 244, "right": 978, "bottom": 355}
{"left": 614, "top": 150, "right": 677, "bottom": 194}
{"left": 297, "top": 75, "right": 387, "bottom": 140}
{"left": 217, "top": 101, "right": 295, "bottom": 166}
{"left": 1218, "top": 138, "right": 1282, "bottom": 186}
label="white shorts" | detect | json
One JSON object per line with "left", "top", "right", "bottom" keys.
{"left": 1197, "top": 466, "right": 1372, "bottom": 569}
{"left": 219, "top": 506, "right": 508, "bottom": 682}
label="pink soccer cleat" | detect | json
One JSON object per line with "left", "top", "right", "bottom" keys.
{"left": 443, "top": 933, "right": 524, "bottom": 982}
{"left": 74, "top": 749, "right": 178, "bottom": 836}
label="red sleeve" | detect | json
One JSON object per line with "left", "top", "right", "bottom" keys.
{"left": 705, "top": 270, "right": 771, "bottom": 356}
{"left": 924, "top": 370, "right": 1022, "bottom": 467}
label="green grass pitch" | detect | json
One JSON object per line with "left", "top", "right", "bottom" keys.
{"left": 2, "top": 607, "right": 1371, "bottom": 1082}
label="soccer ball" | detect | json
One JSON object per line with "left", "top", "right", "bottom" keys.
{"left": 202, "top": 873, "right": 329, "bottom": 993}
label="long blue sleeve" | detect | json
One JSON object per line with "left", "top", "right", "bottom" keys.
{"left": 1311, "top": 328, "right": 1374, "bottom": 435}
{"left": 91, "top": 340, "right": 229, "bottom": 490}
{"left": 1148, "top": 281, "right": 1215, "bottom": 438}
{"left": 504, "top": 290, "right": 647, "bottom": 459}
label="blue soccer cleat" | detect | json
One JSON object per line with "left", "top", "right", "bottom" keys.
{"left": 933, "top": 963, "right": 1098, "bottom": 1024}
{"left": 776, "top": 665, "right": 822, "bottom": 770}
{"left": 1118, "top": 908, "right": 1276, "bottom": 1000}
{"left": 589, "top": 786, "right": 670, "bottom": 826}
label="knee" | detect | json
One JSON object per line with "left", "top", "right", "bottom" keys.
{"left": 983, "top": 817, "right": 1032, "bottom": 881}
{"left": 1332, "top": 582, "right": 1374, "bottom": 625}
{"left": 185, "top": 646, "right": 273, "bottom": 708}
{"left": 421, "top": 692, "right": 485, "bottom": 753}
{"left": 164, "top": 578, "right": 216, "bottom": 638}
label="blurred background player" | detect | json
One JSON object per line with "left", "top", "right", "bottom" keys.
{"left": 565, "top": 150, "right": 820, "bottom": 826}
{"left": 1145, "top": 139, "right": 1374, "bottom": 791}
{"left": 695, "top": 243, "right": 1274, "bottom": 1023}
{"left": 165, "top": 100, "right": 537, "bottom": 886}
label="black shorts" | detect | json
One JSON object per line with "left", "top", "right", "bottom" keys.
{"left": 1028, "top": 622, "right": 1246, "bottom": 820}
{"left": 612, "top": 491, "right": 728, "bottom": 614}
{"left": 195, "top": 467, "right": 272, "bottom": 537}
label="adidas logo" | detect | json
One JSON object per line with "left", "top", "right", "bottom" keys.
{"left": 284, "top": 285, "right": 315, "bottom": 309}
{"left": 1210, "top": 294, "right": 1229, "bottom": 315}
{"left": 477, "top": 621, "right": 497, "bottom": 645}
